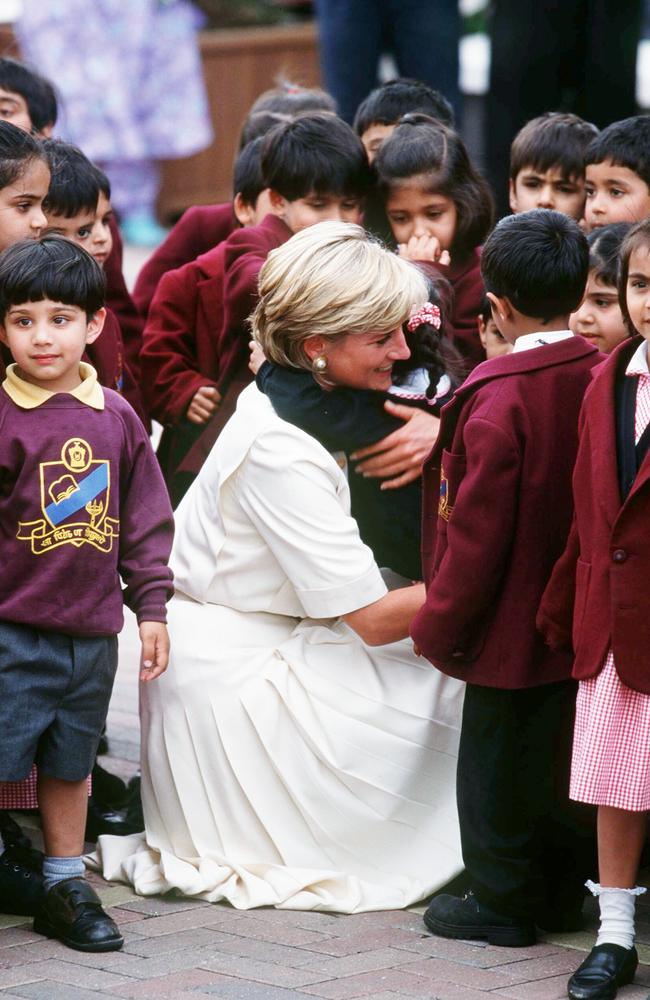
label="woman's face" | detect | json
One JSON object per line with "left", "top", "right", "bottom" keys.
{"left": 318, "top": 326, "right": 410, "bottom": 391}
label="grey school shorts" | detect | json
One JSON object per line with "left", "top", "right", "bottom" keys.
{"left": 0, "top": 621, "right": 118, "bottom": 782}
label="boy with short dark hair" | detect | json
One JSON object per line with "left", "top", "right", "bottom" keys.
{"left": 412, "top": 209, "right": 599, "bottom": 945}
{"left": 178, "top": 112, "right": 372, "bottom": 480}
{"left": 0, "top": 56, "right": 57, "bottom": 135}
{"left": 0, "top": 236, "right": 173, "bottom": 949}
{"left": 584, "top": 115, "right": 650, "bottom": 231}
{"left": 509, "top": 112, "right": 598, "bottom": 220}
{"left": 353, "top": 78, "right": 454, "bottom": 163}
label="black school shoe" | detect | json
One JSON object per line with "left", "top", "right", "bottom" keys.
{"left": 0, "top": 844, "right": 45, "bottom": 915}
{"left": 423, "top": 888, "right": 536, "bottom": 947}
{"left": 567, "top": 944, "right": 638, "bottom": 1000}
{"left": 33, "top": 877, "right": 123, "bottom": 952}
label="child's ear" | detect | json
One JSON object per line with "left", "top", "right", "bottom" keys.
{"left": 508, "top": 178, "right": 518, "bottom": 214}
{"left": 268, "top": 189, "right": 288, "bottom": 218}
{"left": 0, "top": 324, "right": 8, "bottom": 347}
{"left": 233, "top": 192, "right": 254, "bottom": 227}
{"left": 477, "top": 315, "right": 487, "bottom": 347}
{"left": 85, "top": 307, "right": 106, "bottom": 345}
{"left": 486, "top": 292, "right": 512, "bottom": 323}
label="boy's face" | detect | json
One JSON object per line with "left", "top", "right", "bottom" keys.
{"left": 360, "top": 123, "right": 395, "bottom": 164}
{"left": 569, "top": 270, "right": 627, "bottom": 354}
{"left": 625, "top": 245, "right": 650, "bottom": 345}
{"left": 44, "top": 193, "right": 113, "bottom": 267}
{"left": 509, "top": 166, "right": 585, "bottom": 221}
{"left": 0, "top": 299, "right": 104, "bottom": 393}
{"left": 270, "top": 191, "right": 363, "bottom": 233}
{"left": 385, "top": 180, "right": 457, "bottom": 252}
{"left": 584, "top": 160, "right": 650, "bottom": 230}
{"left": 0, "top": 87, "right": 32, "bottom": 132}
{"left": 0, "top": 157, "right": 50, "bottom": 251}
{"left": 478, "top": 314, "right": 512, "bottom": 359}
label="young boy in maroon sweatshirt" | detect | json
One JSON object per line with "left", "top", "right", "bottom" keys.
{"left": 412, "top": 210, "right": 599, "bottom": 945}
{"left": 0, "top": 237, "right": 173, "bottom": 950}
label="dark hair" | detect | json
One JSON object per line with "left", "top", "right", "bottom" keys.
{"left": 353, "top": 78, "right": 454, "bottom": 136}
{"left": 249, "top": 79, "right": 337, "bottom": 117}
{"left": 618, "top": 217, "right": 650, "bottom": 332}
{"left": 42, "top": 139, "right": 100, "bottom": 218}
{"left": 262, "top": 113, "right": 371, "bottom": 200}
{"left": 92, "top": 164, "right": 111, "bottom": 199}
{"left": 481, "top": 209, "right": 589, "bottom": 322}
{"left": 477, "top": 294, "right": 492, "bottom": 325}
{"left": 393, "top": 275, "right": 466, "bottom": 394}
{"left": 0, "top": 236, "right": 105, "bottom": 321}
{"left": 586, "top": 115, "right": 650, "bottom": 189}
{"left": 510, "top": 112, "right": 599, "bottom": 182}
{"left": 586, "top": 222, "right": 631, "bottom": 288}
{"left": 233, "top": 135, "right": 265, "bottom": 205}
{"left": 0, "top": 119, "right": 47, "bottom": 190}
{"left": 239, "top": 110, "right": 292, "bottom": 149}
{"left": 375, "top": 115, "right": 494, "bottom": 258}
{"left": 0, "top": 57, "right": 58, "bottom": 132}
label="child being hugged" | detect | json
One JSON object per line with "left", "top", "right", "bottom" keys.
{"left": 254, "top": 281, "right": 464, "bottom": 580}
{"left": 570, "top": 223, "right": 632, "bottom": 355}
{"left": 538, "top": 217, "right": 650, "bottom": 1000}
{"left": 0, "top": 236, "right": 173, "bottom": 948}
{"left": 374, "top": 114, "right": 494, "bottom": 370}
{"left": 412, "top": 210, "right": 600, "bottom": 948}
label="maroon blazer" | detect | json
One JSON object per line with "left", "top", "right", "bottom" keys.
{"left": 411, "top": 336, "right": 600, "bottom": 689}
{"left": 104, "top": 217, "right": 145, "bottom": 384}
{"left": 132, "top": 203, "right": 237, "bottom": 318}
{"left": 86, "top": 307, "right": 147, "bottom": 427}
{"left": 538, "top": 336, "right": 650, "bottom": 694}
{"left": 433, "top": 247, "right": 486, "bottom": 371}
{"left": 178, "top": 213, "right": 293, "bottom": 475}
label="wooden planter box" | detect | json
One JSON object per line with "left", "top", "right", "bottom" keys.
{"left": 157, "top": 21, "right": 321, "bottom": 221}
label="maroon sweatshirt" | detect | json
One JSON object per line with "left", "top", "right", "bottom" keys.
{"left": 0, "top": 366, "right": 174, "bottom": 636}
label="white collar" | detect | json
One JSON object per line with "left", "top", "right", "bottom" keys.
{"left": 512, "top": 330, "right": 575, "bottom": 354}
{"left": 625, "top": 340, "right": 650, "bottom": 376}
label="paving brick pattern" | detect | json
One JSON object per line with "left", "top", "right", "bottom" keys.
{"left": 1, "top": 257, "right": 648, "bottom": 998}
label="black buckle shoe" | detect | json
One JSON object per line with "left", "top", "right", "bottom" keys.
{"left": 568, "top": 944, "right": 638, "bottom": 1000}
{"left": 33, "top": 877, "right": 123, "bottom": 952}
{"left": 0, "top": 844, "right": 45, "bottom": 916}
{"left": 423, "top": 888, "right": 536, "bottom": 947}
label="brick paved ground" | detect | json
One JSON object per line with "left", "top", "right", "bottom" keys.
{"left": 2, "top": 248, "right": 649, "bottom": 999}
{"left": 2, "top": 610, "right": 650, "bottom": 1000}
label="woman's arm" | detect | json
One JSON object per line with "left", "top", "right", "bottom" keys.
{"left": 344, "top": 583, "right": 425, "bottom": 646}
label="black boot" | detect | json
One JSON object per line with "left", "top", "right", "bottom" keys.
{"left": 567, "top": 944, "right": 638, "bottom": 1000}
{"left": 423, "top": 888, "right": 536, "bottom": 947}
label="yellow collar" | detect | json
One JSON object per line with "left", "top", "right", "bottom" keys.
{"left": 2, "top": 362, "right": 105, "bottom": 410}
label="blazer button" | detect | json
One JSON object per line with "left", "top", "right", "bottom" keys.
{"left": 612, "top": 548, "right": 628, "bottom": 563}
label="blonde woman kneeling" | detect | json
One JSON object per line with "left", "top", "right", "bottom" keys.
{"left": 96, "top": 222, "right": 464, "bottom": 913}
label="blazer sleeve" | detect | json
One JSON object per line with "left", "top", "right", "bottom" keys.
{"left": 140, "top": 265, "right": 219, "bottom": 425}
{"left": 411, "top": 415, "right": 521, "bottom": 661}
{"left": 133, "top": 206, "right": 214, "bottom": 318}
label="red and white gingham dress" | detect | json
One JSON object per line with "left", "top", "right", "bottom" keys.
{"left": 0, "top": 766, "right": 38, "bottom": 810}
{"left": 571, "top": 348, "right": 650, "bottom": 812}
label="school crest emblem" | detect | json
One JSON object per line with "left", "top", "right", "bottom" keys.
{"left": 438, "top": 468, "right": 453, "bottom": 521}
{"left": 17, "top": 438, "right": 119, "bottom": 555}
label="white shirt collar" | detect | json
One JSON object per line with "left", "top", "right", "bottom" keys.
{"left": 625, "top": 339, "right": 649, "bottom": 376}
{"left": 512, "top": 330, "right": 575, "bottom": 354}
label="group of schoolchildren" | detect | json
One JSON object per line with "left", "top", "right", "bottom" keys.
{"left": 0, "top": 52, "right": 647, "bottom": 1000}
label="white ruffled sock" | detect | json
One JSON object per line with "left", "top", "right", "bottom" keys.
{"left": 587, "top": 880, "right": 647, "bottom": 949}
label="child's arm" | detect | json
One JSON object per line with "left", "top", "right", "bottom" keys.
{"left": 118, "top": 411, "right": 175, "bottom": 650}
{"left": 257, "top": 361, "right": 404, "bottom": 453}
{"left": 411, "top": 415, "right": 522, "bottom": 662}
{"left": 140, "top": 264, "right": 220, "bottom": 426}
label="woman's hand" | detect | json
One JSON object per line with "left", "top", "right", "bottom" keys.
{"left": 344, "top": 582, "right": 426, "bottom": 646}
{"left": 187, "top": 385, "right": 220, "bottom": 425}
{"left": 351, "top": 402, "right": 440, "bottom": 489}
{"left": 398, "top": 235, "right": 451, "bottom": 266}
{"left": 248, "top": 340, "right": 267, "bottom": 375}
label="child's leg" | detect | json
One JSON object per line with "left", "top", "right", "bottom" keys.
{"left": 38, "top": 774, "right": 88, "bottom": 858}
{"left": 598, "top": 805, "right": 646, "bottom": 888}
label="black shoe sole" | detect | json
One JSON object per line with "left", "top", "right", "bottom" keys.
{"left": 423, "top": 908, "right": 536, "bottom": 947}
{"left": 33, "top": 916, "right": 124, "bottom": 952}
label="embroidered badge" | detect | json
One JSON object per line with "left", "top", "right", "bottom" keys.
{"left": 17, "top": 438, "right": 119, "bottom": 554}
{"left": 438, "top": 469, "right": 453, "bottom": 521}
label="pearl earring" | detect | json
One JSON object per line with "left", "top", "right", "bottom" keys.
{"left": 313, "top": 356, "right": 328, "bottom": 372}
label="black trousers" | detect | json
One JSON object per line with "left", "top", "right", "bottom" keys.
{"left": 457, "top": 680, "right": 596, "bottom": 920}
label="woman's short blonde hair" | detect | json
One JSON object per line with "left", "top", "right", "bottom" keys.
{"left": 251, "top": 221, "right": 429, "bottom": 368}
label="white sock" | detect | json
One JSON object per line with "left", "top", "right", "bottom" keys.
{"left": 587, "top": 880, "right": 646, "bottom": 949}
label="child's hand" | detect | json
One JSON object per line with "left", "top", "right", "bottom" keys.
{"left": 398, "top": 235, "right": 451, "bottom": 266}
{"left": 248, "top": 340, "right": 267, "bottom": 375}
{"left": 139, "top": 621, "right": 170, "bottom": 682}
{"left": 187, "top": 385, "right": 220, "bottom": 425}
